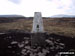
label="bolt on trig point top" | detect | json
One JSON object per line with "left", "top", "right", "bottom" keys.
{"left": 32, "top": 12, "right": 44, "bottom": 33}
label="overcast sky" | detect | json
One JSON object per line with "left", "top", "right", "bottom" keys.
{"left": 0, "top": 0, "right": 75, "bottom": 17}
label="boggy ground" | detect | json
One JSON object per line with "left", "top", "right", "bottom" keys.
{"left": 0, "top": 31, "right": 75, "bottom": 56}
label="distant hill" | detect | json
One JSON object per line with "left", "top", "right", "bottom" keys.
{"left": 51, "top": 14, "right": 75, "bottom": 18}
{"left": 0, "top": 15, "right": 25, "bottom": 17}
{"left": 0, "top": 15, "right": 25, "bottom": 23}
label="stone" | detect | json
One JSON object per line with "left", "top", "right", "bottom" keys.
{"left": 31, "top": 12, "right": 46, "bottom": 47}
{"left": 31, "top": 33, "right": 46, "bottom": 47}
{"left": 32, "top": 12, "right": 44, "bottom": 33}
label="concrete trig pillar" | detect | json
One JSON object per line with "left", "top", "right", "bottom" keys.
{"left": 32, "top": 12, "right": 44, "bottom": 33}
{"left": 31, "top": 12, "right": 46, "bottom": 47}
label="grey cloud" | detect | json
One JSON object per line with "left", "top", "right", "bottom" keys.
{"left": 70, "top": 0, "right": 75, "bottom": 8}
{"left": 58, "top": 6, "right": 63, "bottom": 9}
{"left": 8, "top": 0, "right": 21, "bottom": 4}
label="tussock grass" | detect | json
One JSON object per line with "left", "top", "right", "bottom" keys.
{"left": 0, "top": 18, "right": 75, "bottom": 37}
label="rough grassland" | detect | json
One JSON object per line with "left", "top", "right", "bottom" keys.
{"left": 0, "top": 18, "right": 75, "bottom": 37}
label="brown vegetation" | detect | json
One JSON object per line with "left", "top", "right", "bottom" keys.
{"left": 0, "top": 17, "right": 75, "bottom": 37}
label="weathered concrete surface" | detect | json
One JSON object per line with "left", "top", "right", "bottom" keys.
{"left": 32, "top": 12, "right": 44, "bottom": 33}
{"left": 31, "top": 33, "right": 46, "bottom": 47}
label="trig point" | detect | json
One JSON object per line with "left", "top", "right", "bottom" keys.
{"left": 31, "top": 12, "right": 46, "bottom": 47}
{"left": 32, "top": 12, "right": 44, "bottom": 33}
